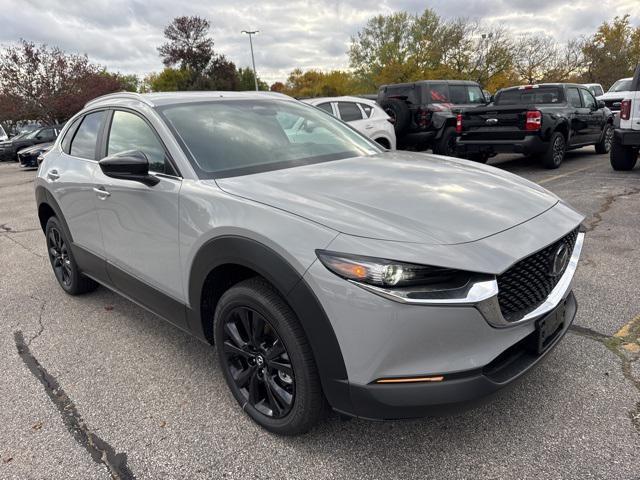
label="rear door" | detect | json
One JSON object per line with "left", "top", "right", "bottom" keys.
{"left": 566, "top": 86, "right": 588, "bottom": 145}
{"left": 579, "top": 88, "right": 605, "bottom": 143}
{"left": 336, "top": 101, "right": 368, "bottom": 134}
{"left": 93, "top": 109, "right": 185, "bottom": 306}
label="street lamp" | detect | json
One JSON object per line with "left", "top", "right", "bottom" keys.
{"left": 241, "top": 30, "right": 259, "bottom": 91}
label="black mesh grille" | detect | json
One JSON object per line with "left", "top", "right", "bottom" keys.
{"left": 497, "top": 229, "right": 578, "bottom": 321}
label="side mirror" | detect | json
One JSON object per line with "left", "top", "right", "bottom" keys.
{"left": 99, "top": 150, "right": 159, "bottom": 187}
{"left": 597, "top": 100, "right": 606, "bottom": 109}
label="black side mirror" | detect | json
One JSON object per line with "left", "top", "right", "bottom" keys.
{"left": 597, "top": 100, "right": 606, "bottom": 109}
{"left": 99, "top": 150, "right": 159, "bottom": 187}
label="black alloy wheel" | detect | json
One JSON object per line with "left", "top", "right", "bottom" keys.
{"left": 552, "top": 134, "right": 566, "bottom": 165}
{"left": 47, "top": 226, "right": 73, "bottom": 288}
{"left": 221, "top": 306, "right": 295, "bottom": 418}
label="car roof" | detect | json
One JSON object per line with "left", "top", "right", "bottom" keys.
{"left": 582, "top": 83, "right": 602, "bottom": 87}
{"left": 85, "top": 91, "right": 293, "bottom": 109}
{"left": 380, "top": 80, "right": 480, "bottom": 89}
{"left": 302, "top": 96, "right": 379, "bottom": 106}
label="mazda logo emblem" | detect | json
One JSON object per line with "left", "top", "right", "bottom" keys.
{"left": 548, "top": 243, "right": 569, "bottom": 277}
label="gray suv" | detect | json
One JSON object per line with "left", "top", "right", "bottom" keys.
{"left": 35, "top": 91, "right": 585, "bottom": 435}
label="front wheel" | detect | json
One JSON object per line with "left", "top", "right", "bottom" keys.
{"left": 466, "top": 153, "right": 489, "bottom": 163}
{"left": 595, "top": 124, "right": 613, "bottom": 154}
{"left": 214, "top": 277, "right": 325, "bottom": 435}
{"left": 433, "top": 126, "right": 458, "bottom": 157}
{"left": 610, "top": 140, "right": 638, "bottom": 171}
{"left": 539, "top": 132, "right": 566, "bottom": 169}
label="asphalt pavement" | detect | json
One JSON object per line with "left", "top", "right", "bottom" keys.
{"left": 1, "top": 148, "right": 639, "bottom": 480}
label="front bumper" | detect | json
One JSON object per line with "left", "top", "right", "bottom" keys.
{"left": 614, "top": 128, "right": 640, "bottom": 147}
{"left": 346, "top": 292, "right": 576, "bottom": 419}
{"left": 456, "top": 134, "right": 547, "bottom": 156}
{"left": 18, "top": 153, "right": 39, "bottom": 168}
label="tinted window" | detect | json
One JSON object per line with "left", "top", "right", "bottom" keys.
{"left": 589, "top": 85, "right": 603, "bottom": 97}
{"left": 61, "top": 118, "right": 82, "bottom": 153}
{"left": 38, "top": 128, "right": 55, "bottom": 141}
{"left": 580, "top": 89, "right": 596, "bottom": 109}
{"left": 159, "top": 99, "right": 379, "bottom": 177}
{"left": 467, "top": 86, "right": 486, "bottom": 104}
{"left": 317, "top": 103, "right": 334, "bottom": 115}
{"left": 449, "top": 85, "right": 467, "bottom": 104}
{"left": 429, "top": 83, "right": 449, "bottom": 103}
{"left": 495, "top": 87, "right": 562, "bottom": 105}
{"left": 337, "top": 102, "right": 363, "bottom": 122}
{"left": 567, "top": 88, "right": 582, "bottom": 108}
{"left": 70, "top": 111, "right": 105, "bottom": 160}
{"left": 608, "top": 79, "right": 632, "bottom": 93}
{"left": 108, "top": 111, "right": 168, "bottom": 173}
{"left": 359, "top": 103, "right": 373, "bottom": 118}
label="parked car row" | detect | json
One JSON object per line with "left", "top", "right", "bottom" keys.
{"left": 0, "top": 124, "right": 63, "bottom": 165}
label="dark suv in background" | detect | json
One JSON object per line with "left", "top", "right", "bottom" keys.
{"left": 0, "top": 125, "right": 63, "bottom": 161}
{"left": 377, "top": 80, "right": 487, "bottom": 157}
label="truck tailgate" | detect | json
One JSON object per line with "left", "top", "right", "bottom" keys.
{"left": 460, "top": 105, "right": 530, "bottom": 141}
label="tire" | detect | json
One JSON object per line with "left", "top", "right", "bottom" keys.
{"left": 214, "top": 277, "right": 324, "bottom": 435}
{"left": 374, "top": 138, "right": 390, "bottom": 149}
{"left": 380, "top": 98, "right": 410, "bottom": 134}
{"left": 467, "top": 153, "right": 489, "bottom": 163}
{"left": 45, "top": 217, "right": 98, "bottom": 295}
{"left": 595, "top": 123, "right": 613, "bottom": 154}
{"left": 610, "top": 140, "right": 638, "bottom": 171}
{"left": 540, "top": 131, "right": 566, "bottom": 169}
{"left": 433, "top": 126, "right": 458, "bottom": 157}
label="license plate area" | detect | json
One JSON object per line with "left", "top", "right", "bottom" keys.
{"left": 530, "top": 300, "right": 567, "bottom": 354}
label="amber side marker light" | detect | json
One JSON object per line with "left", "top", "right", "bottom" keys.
{"left": 376, "top": 376, "right": 444, "bottom": 384}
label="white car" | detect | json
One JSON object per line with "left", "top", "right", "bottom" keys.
{"left": 583, "top": 83, "right": 604, "bottom": 97}
{"left": 302, "top": 96, "right": 396, "bottom": 149}
{"left": 597, "top": 77, "right": 633, "bottom": 113}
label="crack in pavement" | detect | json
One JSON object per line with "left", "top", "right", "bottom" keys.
{"left": 585, "top": 187, "right": 640, "bottom": 232}
{"left": 569, "top": 318, "right": 640, "bottom": 433}
{"left": 0, "top": 233, "right": 46, "bottom": 259}
{"left": 14, "top": 331, "right": 136, "bottom": 480}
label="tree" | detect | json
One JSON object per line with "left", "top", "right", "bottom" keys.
{"left": 146, "top": 67, "right": 193, "bottom": 91}
{"left": 513, "top": 35, "right": 557, "bottom": 84}
{"left": 582, "top": 15, "right": 640, "bottom": 89}
{"left": 237, "top": 68, "right": 268, "bottom": 91}
{"left": 0, "top": 40, "right": 126, "bottom": 125}
{"left": 208, "top": 55, "right": 239, "bottom": 90}
{"left": 270, "top": 81, "right": 286, "bottom": 92}
{"left": 158, "top": 16, "right": 214, "bottom": 74}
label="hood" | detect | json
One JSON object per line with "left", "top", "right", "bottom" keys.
{"left": 18, "top": 142, "right": 52, "bottom": 155}
{"left": 598, "top": 91, "right": 628, "bottom": 100}
{"left": 216, "top": 151, "right": 558, "bottom": 245}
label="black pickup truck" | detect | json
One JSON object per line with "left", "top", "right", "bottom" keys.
{"left": 456, "top": 83, "right": 615, "bottom": 168}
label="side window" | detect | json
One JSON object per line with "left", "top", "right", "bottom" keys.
{"left": 467, "top": 86, "right": 485, "bottom": 104}
{"left": 70, "top": 111, "right": 105, "bottom": 160}
{"left": 337, "top": 102, "right": 363, "bottom": 122}
{"left": 359, "top": 103, "right": 373, "bottom": 118}
{"left": 107, "top": 111, "right": 168, "bottom": 174}
{"left": 61, "top": 118, "right": 82, "bottom": 154}
{"left": 566, "top": 88, "right": 582, "bottom": 108}
{"left": 429, "top": 83, "right": 449, "bottom": 103}
{"left": 317, "top": 103, "right": 334, "bottom": 115}
{"left": 580, "top": 89, "right": 596, "bottom": 109}
{"left": 449, "top": 85, "right": 467, "bottom": 104}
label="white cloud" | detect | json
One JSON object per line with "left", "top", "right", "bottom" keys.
{"left": 0, "top": 0, "right": 638, "bottom": 84}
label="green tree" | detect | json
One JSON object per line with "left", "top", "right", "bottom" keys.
{"left": 237, "top": 68, "right": 268, "bottom": 91}
{"left": 158, "top": 16, "right": 214, "bottom": 74}
{"left": 146, "top": 67, "right": 192, "bottom": 91}
{"left": 582, "top": 15, "right": 640, "bottom": 89}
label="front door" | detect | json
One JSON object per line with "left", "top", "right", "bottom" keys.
{"left": 93, "top": 109, "right": 185, "bottom": 313}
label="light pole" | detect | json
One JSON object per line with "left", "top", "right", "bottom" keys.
{"left": 241, "top": 30, "right": 259, "bottom": 91}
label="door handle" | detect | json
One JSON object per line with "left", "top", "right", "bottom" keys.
{"left": 47, "top": 169, "right": 60, "bottom": 181}
{"left": 93, "top": 186, "right": 111, "bottom": 199}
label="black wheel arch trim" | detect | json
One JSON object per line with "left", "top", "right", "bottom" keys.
{"left": 187, "top": 235, "right": 353, "bottom": 413}
{"left": 36, "top": 186, "right": 74, "bottom": 243}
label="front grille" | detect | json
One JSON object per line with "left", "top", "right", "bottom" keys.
{"left": 497, "top": 229, "right": 578, "bottom": 321}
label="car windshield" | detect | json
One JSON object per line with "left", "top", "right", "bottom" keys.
{"left": 159, "top": 98, "right": 380, "bottom": 178}
{"left": 494, "top": 87, "right": 562, "bottom": 105}
{"left": 608, "top": 79, "right": 632, "bottom": 93}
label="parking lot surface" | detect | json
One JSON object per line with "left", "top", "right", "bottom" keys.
{"left": 1, "top": 149, "right": 639, "bottom": 480}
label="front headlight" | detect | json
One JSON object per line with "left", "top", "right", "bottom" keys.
{"left": 315, "top": 250, "right": 498, "bottom": 304}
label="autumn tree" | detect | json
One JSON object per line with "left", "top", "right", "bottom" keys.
{"left": 0, "top": 40, "right": 126, "bottom": 126}
{"left": 582, "top": 15, "right": 640, "bottom": 89}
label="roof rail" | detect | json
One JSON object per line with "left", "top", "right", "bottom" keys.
{"left": 84, "top": 91, "right": 153, "bottom": 108}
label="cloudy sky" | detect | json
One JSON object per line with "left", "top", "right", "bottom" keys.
{"left": 0, "top": 0, "right": 639, "bottom": 84}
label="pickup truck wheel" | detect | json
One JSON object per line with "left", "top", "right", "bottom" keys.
{"left": 434, "top": 127, "right": 458, "bottom": 157}
{"left": 595, "top": 124, "right": 613, "bottom": 154}
{"left": 467, "top": 153, "right": 489, "bottom": 163}
{"left": 540, "top": 132, "right": 566, "bottom": 169}
{"left": 380, "top": 99, "right": 410, "bottom": 134}
{"left": 214, "top": 277, "right": 325, "bottom": 435}
{"left": 610, "top": 141, "right": 638, "bottom": 171}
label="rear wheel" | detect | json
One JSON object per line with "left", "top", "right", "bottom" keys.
{"left": 540, "top": 131, "right": 566, "bottom": 169}
{"left": 45, "top": 217, "right": 98, "bottom": 295}
{"left": 595, "top": 124, "right": 613, "bottom": 154}
{"left": 214, "top": 277, "right": 324, "bottom": 435}
{"left": 467, "top": 153, "right": 489, "bottom": 163}
{"left": 433, "top": 126, "right": 458, "bottom": 157}
{"left": 610, "top": 140, "right": 638, "bottom": 171}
